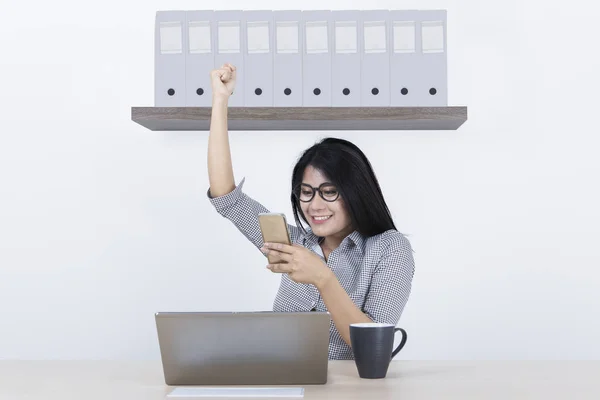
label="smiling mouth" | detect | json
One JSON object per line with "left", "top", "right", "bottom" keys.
{"left": 312, "top": 215, "right": 332, "bottom": 221}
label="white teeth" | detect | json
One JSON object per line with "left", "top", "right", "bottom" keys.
{"left": 313, "top": 216, "right": 331, "bottom": 221}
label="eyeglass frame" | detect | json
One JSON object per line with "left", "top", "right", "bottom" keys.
{"left": 292, "top": 182, "right": 340, "bottom": 203}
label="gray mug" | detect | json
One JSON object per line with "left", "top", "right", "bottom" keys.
{"left": 349, "top": 323, "right": 407, "bottom": 379}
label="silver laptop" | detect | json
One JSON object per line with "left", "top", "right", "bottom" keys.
{"left": 155, "top": 311, "right": 331, "bottom": 385}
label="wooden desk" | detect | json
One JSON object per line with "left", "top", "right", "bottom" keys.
{"left": 1, "top": 360, "right": 599, "bottom": 399}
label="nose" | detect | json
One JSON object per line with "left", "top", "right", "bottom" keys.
{"left": 308, "top": 193, "right": 327, "bottom": 212}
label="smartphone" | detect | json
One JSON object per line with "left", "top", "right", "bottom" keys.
{"left": 258, "top": 213, "right": 292, "bottom": 264}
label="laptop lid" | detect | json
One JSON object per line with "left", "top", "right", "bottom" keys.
{"left": 155, "top": 311, "right": 331, "bottom": 385}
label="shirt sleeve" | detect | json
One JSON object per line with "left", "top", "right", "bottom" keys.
{"left": 362, "top": 232, "right": 415, "bottom": 326}
{"left": 207, "top": 177, "right": 303, "bottom": 251}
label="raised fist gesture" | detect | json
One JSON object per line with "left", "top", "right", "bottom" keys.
{"left": 210, "top": 63, "right": 236, "bottom": 100}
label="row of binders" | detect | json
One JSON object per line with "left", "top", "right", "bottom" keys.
{"left": 155, "top": 10, "right": 447, "bottom": 107}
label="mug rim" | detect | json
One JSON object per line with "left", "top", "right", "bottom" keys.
{"left": 350, "top": 322, "right": 395, "bottom": 328}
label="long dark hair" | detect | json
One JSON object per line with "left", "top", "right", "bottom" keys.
{"left": 290, "top": 137, "right": 397, "bottom": 237}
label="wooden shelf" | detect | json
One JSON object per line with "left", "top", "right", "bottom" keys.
{"left": 131, "top": 106, "right": 467, "bottom": 131}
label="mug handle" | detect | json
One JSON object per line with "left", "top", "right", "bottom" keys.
{"left": 391, "top": 328, "right": 407, "bottom": 359}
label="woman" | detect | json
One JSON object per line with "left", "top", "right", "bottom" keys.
{"left": 207, "top": 63, "right": 415, "bottom": 360}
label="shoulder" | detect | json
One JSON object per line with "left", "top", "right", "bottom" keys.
{"left": 365, "top": 230, "right": 414, "bottom": 269}
{"left": 365, "top": 229, "right": 412, "bottom": 254}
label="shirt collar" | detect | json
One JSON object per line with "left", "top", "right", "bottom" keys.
{"left": 303, "top": 229, "right": 321, "bottom": 248}
{"left": 302, "top": 229, "right": 365, "bottom": 254}
{"left": 345, "top": 230, "right": 365, "bottom": 252}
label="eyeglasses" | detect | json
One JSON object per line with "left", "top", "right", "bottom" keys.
{"left": 293, "top": 183, "right": 340, "bottom": 202}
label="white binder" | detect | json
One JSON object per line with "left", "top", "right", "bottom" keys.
{"left": 302, "top": 10, "right": 332, "bottom": 106}
{"left": 214, "top": 10, "right": 245, "bottom": 106}
{"left": 243, "top": 11, "right": 274, "bottom": 106}
{"left": 390, "top": 10, "right": 418, "bottom": 106}
{"left": 390, "top": 10, "right": 447, "bottom": 106}
{"left": 331, "top": 11, "right": 361, "bottom": 106}
{"left": 360, "top": 10, "right": 391, "bottom": 107}
{"left": 419, "top": 10, "right": 447, "bottom": 106}
{"left": 185, "top": 10, "right": 215, "bottom": 106}
{"left": 273, "top": 11, "right": 303, "bottom": 107}
{"left": 155, "top": 11, "right": 187, "bottom": 106}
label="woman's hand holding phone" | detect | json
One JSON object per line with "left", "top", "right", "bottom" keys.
{"left": 261, "top": 243, "right": 334, "bottom": 290}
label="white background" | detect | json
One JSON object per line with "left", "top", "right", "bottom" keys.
{"left": 1, "top": 0, "right": 599, "bottom": 360}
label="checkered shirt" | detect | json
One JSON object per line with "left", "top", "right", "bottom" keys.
{"left": 208, "top": 178, "right": 415, "bottom": 360}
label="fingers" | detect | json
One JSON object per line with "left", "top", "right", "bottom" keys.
{"left": 223, "top": 64, "right": 236, "bottom": 83}
{"left": 217, "top": 67, "right": 230, "bottom": 81}
{"left": 267, "top": 263, "right": 293, "bottom": 273}
{"left": 210, "top": 64, "right": 236, "bottom": 82}
{"left": 264, "top": 242, "right": 294, "bottom": 254}
{"left": 227, "top": 63, "right": 236, "bottom": 78}
{"left": 210, "top": 68, "right": 227, "bottom": 81}
{"left": 261, "top": 246, "right": 292, "bottom": 263}
{"left": 220, "top": 63, "right": 235, "bottom": 77}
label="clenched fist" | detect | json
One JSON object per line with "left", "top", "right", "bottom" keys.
{"left": 210, "top": 63, "right": 236, "bottom": 100}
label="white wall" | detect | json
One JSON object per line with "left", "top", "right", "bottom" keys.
{"left": 1, "top": 0, "right": 599, "bottom": 361}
